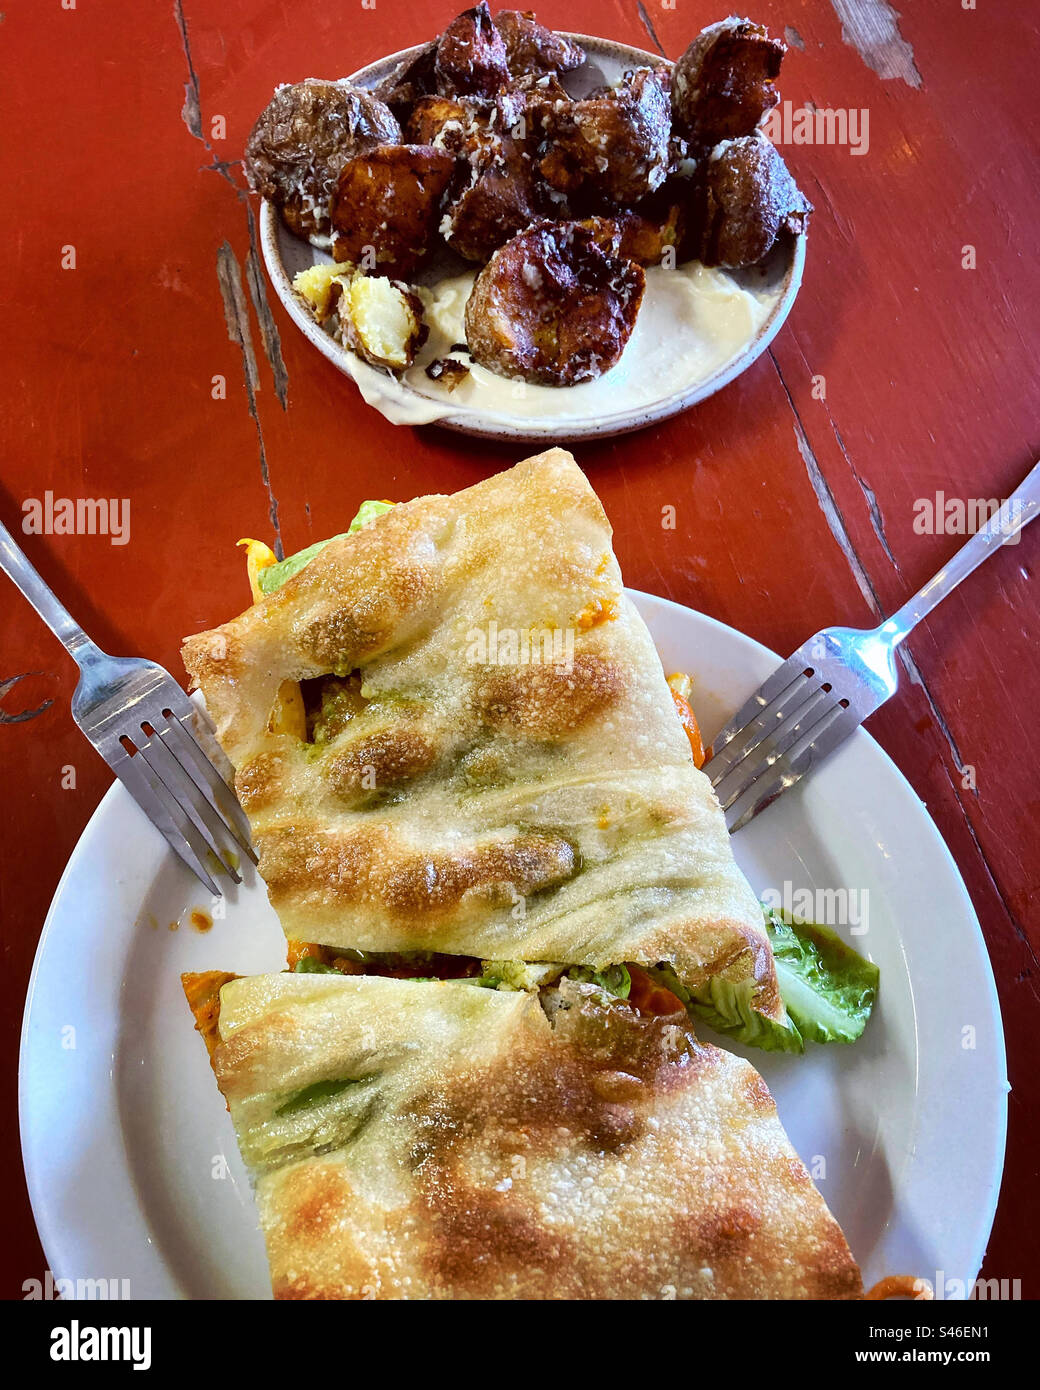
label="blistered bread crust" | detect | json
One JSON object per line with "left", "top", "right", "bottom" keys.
{"left": 182, "top": 451, "right": 776, "bottom": 1012}
{"left": 209, "top": 973, "right": 862, "bottom": 1300}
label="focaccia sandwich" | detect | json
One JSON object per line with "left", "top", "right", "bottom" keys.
{"left": 182, "top": 450, "right": 794, "bottom": 1047}
{"left": 182, "top": 968, "right": 863, "bottom": 1300}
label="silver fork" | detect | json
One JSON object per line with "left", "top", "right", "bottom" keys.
{"left": 0, "top": 520, "right": 255, "bottom": 893}
{"left": 704, "top": 459, "right": 1040, "bottom": 832}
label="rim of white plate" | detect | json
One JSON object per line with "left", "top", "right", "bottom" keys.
{"left": 19, "top": 591, "right": 1007, "bottom": 1298}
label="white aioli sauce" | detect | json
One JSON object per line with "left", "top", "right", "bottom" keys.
{"left": 340, "top": 261, "right": 781, "bottom": 429}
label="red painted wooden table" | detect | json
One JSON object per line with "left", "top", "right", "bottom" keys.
{"left": 1, "top": 0, "right": 1037, "bottom": 1300}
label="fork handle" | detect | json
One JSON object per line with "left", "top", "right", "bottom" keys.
{"left": 884, "top": 458, "right": 1040, "bottom": 642}
{"left": 0, "top": 518, "right": 97, "bottom": 659}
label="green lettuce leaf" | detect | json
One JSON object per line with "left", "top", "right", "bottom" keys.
{"left": 673, "top": 970, "right": 805, "bottom": 1054}
{"left": 348, "top": 499, "right": 395, "bottom": 532}
{"left": 764, "top": 907, "right": 879, "bottom": 1045}
{"left": 567, "top": 963, "right": 632, "bottom": 1000}
{"left": 476, "top": 960, "right": 564, "bottom": 991}
{"left": 258, "top": 500, "right": 395, "bottom": 595}
{"left": 292, "top": 957, "right": 340, "bottom": 974}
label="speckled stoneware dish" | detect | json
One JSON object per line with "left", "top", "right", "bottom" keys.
{"left": 259, "top": 34, "right": 806, "bottom": 442}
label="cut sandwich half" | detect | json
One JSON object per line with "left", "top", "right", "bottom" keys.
{"left": 182, "top": 450, "right": 788, "bottom": 1045}
{"left": 183, "top": 969, "right": 863, "bottom": 1300}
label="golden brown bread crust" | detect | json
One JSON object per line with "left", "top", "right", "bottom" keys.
{"left": 182, "top": 450, "right": 779, "bottom": 1017}
{"left": 206, "top": 973, "right": 862, "bottom": 1300}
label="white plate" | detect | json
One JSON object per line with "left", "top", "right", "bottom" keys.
{"left": 19, "top": 592, "right": 1007, "bottom": 1300}
{"left": 260, "top": 35, "right": 806, "bottom": 443}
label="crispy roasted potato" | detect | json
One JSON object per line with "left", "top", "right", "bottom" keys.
{"left": 538, "top": 67, "right": 672, "bottom": 208}
{"left": 684, "top": 134, "right": 811, "bottom": 268}
{"left": 672, "top": 18, "right": 785, "bottom": 150}
{"left": 435, "top": 2, "right": 510, "bottom": 100}
{"left": 403, "top": 94, "right": 498, "bottom": 176}
{"left": 405, "top": 93, "right": 469, "bottom": 146}
{"left": 441, "top": 97, "right": 547, "bottom": 261}
{"left": 464, "top": 220, "right": 644, "bottom": 385}
{"left": 495, "top": 10, "right": 585, "bottom": 81}
{"left": 329, "top": 143, "right": 458, "bottom": 279}
{"left": 337, "top": 275, "right": 427, "bottom": 371}
{"left": 292, "top": 260, "right": 355, "bottom": 322}
{"left": 580, "top": 200, "right": 686, "bottom": 268}
{"left": 443, "top": 146, "right": 543, "bottom": 262}
{"left": 373, "top": 41, "right": 438, "bottom": 119}
{"left": 245, "top": 81, "right": 401, "bottom": 241}
{"left": 406, "top": 89, "right": 543, "bottom": 262}
{"left": 425, "top": 356, "right": 471, "bottom": 389}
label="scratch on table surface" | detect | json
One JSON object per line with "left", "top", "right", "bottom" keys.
{"left": 636, "top": 1, "right": 666, "bottom": 57}
{"left": 204, "top": 159, "right": 289, "bottom": 408}
{"left": 831, "top": 422, "right": 903, "bottom": 576}
{"left": 770, "top": 352, "right": 881, "bottom": 617}
{"left": 829, "top": 0, "right": 922, "bottom": 89}
{"left": 899, "top": 645, "right": 970, "bottom": 780}
{"left": 944, "top": 761, "right": 1038, "bottom": 981}
{"left": 784, "top": 26, "right": 806, "bottom": 51}
{"left": 216, "top": 242, "right": 259, "bottom": 395}
{"left": 0, "top": 673, "right": 53, "bottom": 725}
{"left": 216, "top": 242, "right": 283, "bottom": 554}
{"left": 174, "top": 0, "right": 206, "bottom": 143}
{"left": 244, "top": 204, "right": 289, "bottom": 411}
{"left": 770, "top": 349, "right": 975, "bottom": 784}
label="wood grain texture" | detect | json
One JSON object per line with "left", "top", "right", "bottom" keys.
{"left": 0, "top": 0, "right": 1036, "bottom": 1298}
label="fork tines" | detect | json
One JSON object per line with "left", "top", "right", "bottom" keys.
{"left": 83, "top": 671, "right": 256, "bottom": 896}
{"left": 702, "top": 651, "right": 862, "bottom": 833}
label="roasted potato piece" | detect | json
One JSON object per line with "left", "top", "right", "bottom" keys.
{"left": 685, "top": 135, "right": 811, "bottom": 268}
{"left": 404, "top": 94, "right": 494, "bottom": 169}
{"left": 580, "top": 201, "right": 686, "bottom": 268}
{"left": 672, "top": 18, "right": 785, "bottom": 150}
{"left": 443, "top": 151, "right": 542, "bottom": 262}
{"left": 538, "top": 67, "right": 672, "bottom": 207}
{"left": 464, "top": 220, "right": 644, "bottom": 385}
{"left": 406, "top": 94, "right": 474, "bottom": 149}
{"left": 329, "top": 144, "right": 457, "bottom": 279}
{"left": 495, "top": 10, "right": 586, "bottom": 81}
{"left": 373, "top": 41, "right": 438, "bottom": 119}
{"left": 435, "top": 2, "right": 510, "bottom": 100}
{"left": 408, "top": 90, "right": 542, "bottom": 262}
{"left": 245, "top": 81, "right": 401, "bottom": 241}
{"left": 337, "top": 275, "right": 427, "bottom": 371}
{"left": 292, "top": 260, "right": 354, "bottom": 322}
{"left": 425, "top": 357, "right": 471, "bottom": 389}
{"left": 441, "top": 116, "right": 544, "bottom": 261}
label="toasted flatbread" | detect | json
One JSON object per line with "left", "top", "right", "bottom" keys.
{"left": 182, "top": 450, "right": 779, "bottom": 1019}
{"left": 186, "top": 970, "right": 861, "bottom": 1300}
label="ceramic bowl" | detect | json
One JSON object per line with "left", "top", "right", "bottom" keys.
{"left": 259, "top": 35, "right": 806, "bottom": 441}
